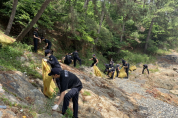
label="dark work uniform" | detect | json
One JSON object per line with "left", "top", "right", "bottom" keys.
{"left": 64, "top": 55, "right": 72, "bottom": 65}
{"left": 142, "top": 64, "right": 149, "bottom": 74}
{"left": 109, "top": 60, "right": 114, "bottom": 67}
{"left": 104, "top": 64, "right": 110, "bottom": 75}
{"left": 124, "top": 63, "right": 129, "bottom": 78}
{"left": 122, "top": 59, "right": 126, "bottom": 67}
{"left": 43, "top": 39, "right": 52, "bottom": 50}
{"left": 91, "top": 57, "right": 97, "bottom": 67}
{"left": 56, "top": 70, "right": 82, "bottom": 118}
{"left": 73, "top": 52, "right": 81, "bottom": 67}
{"left": 109, "top": 67, "right": 115, "bottom": 79}
{"left": 47, "top": 55, "right": 62, "bottom": 89}
{"left": 115, "top": 64, "right": 120, "bottom": 77}
{"left": 33, "top": 31, "right": 39, "bottom": 52}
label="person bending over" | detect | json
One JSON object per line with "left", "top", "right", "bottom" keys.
{"left": 89, "top": 54, "right": 98, "bottom": 67}
{"left": 41, "top": 37, "right": 52, "bottom": 50}
{"left": 142, "top": 64, "right": 149, "bottom": 74}
{"left": 50, "top": 68, "right": 83, "bottom": 118}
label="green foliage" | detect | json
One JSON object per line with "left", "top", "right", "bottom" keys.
{"left": 62, "top": 107, "right": 73, "bottom": 118}
{"left": 83, "top": 91, "right": 91, "bottom": 96}
{"left": 0, "top": 42, "right": 41, "bottom": 79}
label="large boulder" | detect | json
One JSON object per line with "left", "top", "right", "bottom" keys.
{"left": 0, "top": 71, "right": 46, "bottom": 106}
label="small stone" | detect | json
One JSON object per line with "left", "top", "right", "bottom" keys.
{"left": 6, "top": 110, "right": 16, "bottom": 116}
{"left": 170, "top": 90, "right": 178, "bottom": 95}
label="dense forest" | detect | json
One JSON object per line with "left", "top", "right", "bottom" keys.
{"left": 1, "top": 0, "right": 178, "bottom": 63}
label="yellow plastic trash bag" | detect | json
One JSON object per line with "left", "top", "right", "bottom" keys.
{"left": 0, "top": 32, "right": 16, "bottom": 44}
{"left": 108, "top": 69, "right": 117, "bottom": 79}
{"left": 129, "top": 65, "right": 136, "bottom": 71}
{"left": 42, "top": 60, "right": 57, "bottom": 98}
{"left": 118, "top": 67, "right": 127, "bottom": 78}
{"left": 93, "top": 65, "right": 102, "bottom": 77}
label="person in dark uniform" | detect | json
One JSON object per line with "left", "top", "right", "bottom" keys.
{"left": 71, "top": 50, "right": 81, "bottom": 67}
{"left": 142, "top": 64, "right": 149, "bottom": 74}
{"left": 64, "top": 53, "right": 72, "bottom": 66}
{"left": 115, "top": 64, "right": 120, "bottom": 77}
{"left": 104, "top": 64, "right": 110, "bottom": 75}
{"left": 33, "top": 28, "right": 41, "bottom": 52}
{"left": 109, "top": 58, "right": 114, "bottom": 67}
{"left": 108, "top": 66, "right": 115, "bottom": 79}
{"left": 89, "top": 54, "right": 98, "bottom": 67}
{"left": 50, "top": 68, "right": 83, "bottom": 118}
{"left": 41, "top": 37, "right": 52, "bottom": 50}
{"left": 121, "top": 58, "right": 126, "bottom": 67}
{"left": 124, "top": 61, "right": 129, "bottom": 78}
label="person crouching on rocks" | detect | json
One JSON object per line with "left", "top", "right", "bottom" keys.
{"left": 41, "top": 37, "right": 52, "bottom": 50}
{"left": 89, "top": 54, "right": 98, "bottom": 67}
{"left": 50, "top": 68, "right": 83, "bottom": 118}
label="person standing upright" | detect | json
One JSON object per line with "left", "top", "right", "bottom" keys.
{"left": 33, "top": 28, "right": 41, "bottom": 53}
{"left": 71, "top": 50, "right": 81, "bottom": 67}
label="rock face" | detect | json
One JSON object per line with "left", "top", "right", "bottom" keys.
{"left": 0, "top": 71, "right": 45, "bottom": 106}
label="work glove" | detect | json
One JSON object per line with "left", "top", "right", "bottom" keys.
{"left": 43, "top": 59, "right": 47, "bottom": 62}
{"left": 43, "top": 47, "right": 46, "bottom": 50}
{"left": 52, "top": 104, "right": 59, "bottom": 110}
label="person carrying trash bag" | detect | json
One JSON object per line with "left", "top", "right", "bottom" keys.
{"left": 33, "top": 28, "right": 41, "bottom": 53}
{"left": 115, "top": 64, "right": 120, "bottom": 77}
{"left": 104, "top": 64, "right": 110, "bottom": 75}
{"left": 89, "top": 54, "right": 98, "bottom": 67}
{"left": 142, "top": 64, "right": 149, "bottom": 74}
{"left": 41, "top": 37, "right": 52, "bottom": 50}
{"left": 43, "top": 49, "right": 62, "bottom": 93}
{"left": 124, "top": 61, "right": 129, "bottom": 79}
{"left": 108, "top": 66, "right": 116, "bottom": 79}
{"left": 71, "top": 50, "right": 81, "bottom": 67}
{"left": 50, "top": 68, "right": 83, "bottom": 118}
{"left": 64, "top": 53, "right": 72, "bottom": 66}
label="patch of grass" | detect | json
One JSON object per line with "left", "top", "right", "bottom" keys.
{"left": 119, "top": 50, "right": 156, "bottom": 65}
{"left": 62, "top": 107, "right": 73, "bottom": 118}
{"left": 149, "top": 68, "right": 159, "bottom": 73}
{"left": 83, "top": 91, "right": 91, "bottom": 96}
{"left": 156, "top": 49, "right": 170, "bottom": 55}
{"left": 0, "top": 42, "right": 42, "bottom": 79}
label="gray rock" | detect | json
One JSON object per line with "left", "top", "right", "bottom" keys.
{"left": 0, "top": 111, "right": 2, "bottom": 118}
{"left": 156, "top": 88, "right": 170, "bottom": 94}
{"left": 36, "top": 113, "right": 52, "bottom": 118}
{"left": 78, "top": 74, "right": 91, "bottom": 82}
{"left": 6, "top": 110, "right": 16, "bottom": 116}
{"left": 52, "top": 111, "right": 63, "bottom": 118}
{"left": 0, "top": 72, "right": 46, "bottom": 106}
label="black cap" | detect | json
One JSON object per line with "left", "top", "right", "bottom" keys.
{"left": 45, "top": 49, "right": 50, "bottom": 56}
{"left": 48, "top": 68, "right": 61, "bottom": 76}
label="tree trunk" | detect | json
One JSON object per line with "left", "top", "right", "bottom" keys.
{"left": 5, "top": 0, "right": 18, "bottom": 35}
{"left": 144, "top": 18, "right": 154, "bottom": 53}
{"left": 83, "top": 0, "right": 88, "bottom": 8}
{"left": 17, "top": 0, "right": 52, "bottom": 41}
{"left": 120, "top": 21, "right": 125, "bottom": 42}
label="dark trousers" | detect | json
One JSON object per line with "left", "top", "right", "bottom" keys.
{"left": 62, "top": 87, "right": 82, "bottom": 118}
{"left": 91, "top": 63, "right": 97, "bottom": 67}
{"left": 142, "top": 68, "right": 149, "bottom": 74}
{"left": 104, "top": 69, "right": 109, "bottom": 75}
{"left": 125, "top": 68, "right": 129, "bottom": 78}
{"left": 74, "top": 57, "right": 81, "bottom": 67}
{"left": 116, "top": 69, "right": 119, "bottom": 77}
{"left": 33, "top": 38, "right": 38, "bottom": 52}
{"left": 46, "top": 44, "right": 51, "bottom": 50}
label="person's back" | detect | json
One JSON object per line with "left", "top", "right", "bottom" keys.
{"left": 48, "top": 55, "right": 61, "bottom": 68}
{"left": 72, "top": 51, "right": 81, "bottom": 67}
